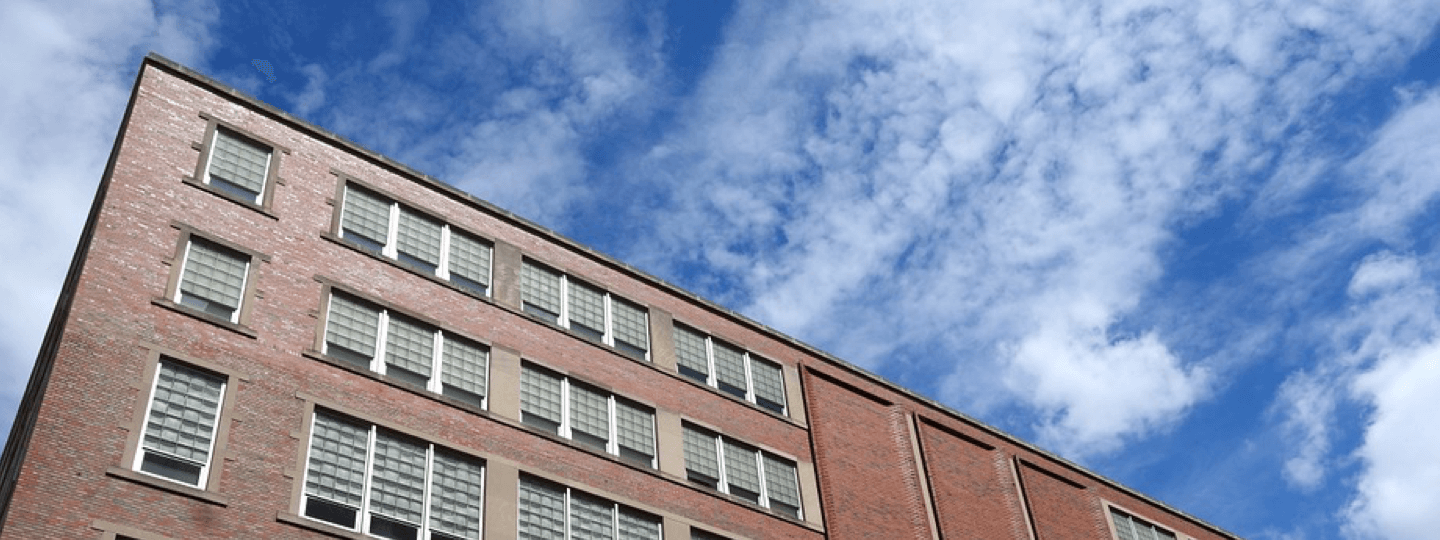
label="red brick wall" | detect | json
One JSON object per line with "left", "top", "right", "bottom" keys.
{"left": 919, "top": 420, "right": 1028, "bottom": 539}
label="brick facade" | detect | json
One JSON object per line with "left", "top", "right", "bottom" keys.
{"left": 0, "top": 55, "right": 1238, "bottom": 540}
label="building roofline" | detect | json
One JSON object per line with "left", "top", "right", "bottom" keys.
{"left": 141, "top": 52, "right": 1239, "bottom": 539}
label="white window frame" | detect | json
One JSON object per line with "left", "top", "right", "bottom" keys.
{"left": 132, "top": 359, "right": 227, "bottom": 489}
{"left": 323, "top": 292, "right": 490, "bottom": 409}
{"left": 517, "top": 475, "right": 662, "bottom": 540}
{"left": 675, "top": 326, "right": 786, "bottom": 416}
{"left": 202, "top": 127, "right": 273, "bottom": 205}
{"left": 682, "top": 425, "right": 801, "bottom": 519}
{"left": 521, "top": 261, "right": 651, "bottom": 361}
{"left": 299, "top": 413, "right": 487, "bottom": 539}
{"left": 339, "top": 184, "right": 494, "bottom": 296}
{"left": 174, "top": 238, "right": 251, "bottom": 324}
{"left": 519, "top": 364, "right": 657, "bottom": 469}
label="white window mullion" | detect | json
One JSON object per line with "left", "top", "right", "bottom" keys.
{"left": 382, "top": 203, "right": 401, "bottom": 258}
{"left": 563, "top": 486, "right": 574, "bottom": 540}
{"left": 602, "top": 294, "right": 614, "bottom": 346}
{"left": 558, "top": 275, "right": 571, "bottom": 330}
{"left": 437, "top": 225, "right": 453, "bottom": 279}
{"left": 606, "top": 396, "right": 619, "bottom": 456}
{"left": 429, "top": 331, "right": 446, "bottom": 393}
{"left": 559, "top": 377, "right": 573, "bottom": 439}
{"left": 742, "top": 353, "right": 756, "bottom": 403}
{"left": 753, "top": 449, "right": 769, "bottom": 509}
{"left": 420, "top": 444, "right": 435, "bottom": 540}
{"left": 373, "top": 311, "right": 391, "bottom": 374}
{"left": 360, "top": 426, "right": 379, "bottom": 534}
{"left": 704, "top": 337, "right": 718, "bottom": 387}
{"left": 713, "top": 434, "right": 729, "bottom": 495}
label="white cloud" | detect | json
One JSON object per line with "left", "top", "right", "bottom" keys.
{"left": 627, "top": 0, "right": 1440, "bottom": 459}
{"left": 0, "top": 0, "right": 219, "bottom": 443}
{"left": 1344, "top": 340, "right": 1440, "bottom": 539}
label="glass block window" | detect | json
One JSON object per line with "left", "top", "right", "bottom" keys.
{"left": 206, "top": 128, "right": 270, "bottom": 203}
{"left": 302, "top": 411, "right": 485, "bottom": 538}
{"left": 135, "top": 360, "right": 226, "bottom": 488}
{"left": 337, "top": 183, "right": 493, "bottom": 295}
{"left": 682, "top": 424, "right": 802, "bottom": 518}
{"left": 518, "top": 475, "right": 661, "bottom": 540}
{"left": 672, "top": 324, "right": 789, "bottom": 416}
{"left": 521, "top": 259, "right": 651, "bottom": 360}
{"left": 323, "top": 291, "right": 488, "bottom": 407}
{"left": 520, "top": 363, "right": 657, "bottom": 468}
{"left": 177, "top": 238, "right": 250, "bottom": 322}
{"left": 1110, "top": 507, "right": 1178, "bottom": 540}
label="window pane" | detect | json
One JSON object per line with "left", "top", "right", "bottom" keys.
{"left": 385, "top": 315, "right": 435, "bottom": 379}
{"left": 570, "top": 493, "right": 614, "bottom": 540}
{"left": 447, "top": 231, "right": 492, "bottom": 286}
{"left": 306, "top": 413, "right": 370, "bottom": 508}
{"left": 208, "top": 129, "right": 268, "bottom": 198}
{"left": 520, "top": 366, "right": 563, "bottom": 425}
{"left": 441, "top": 337, "right": 488, "bottom": 397}
{"left": 180, "top": 239, "right": 247, "bottom": 312}
{"left": 370, "top": 432, "right": 427, "bottom": 525}
{"left": 430, "top": 451, "right": 484, "bottom": 540}
{"left": 712, "top": 341, "right": 748, "bottom": 393}
{"left": 518, "top": 477, "right": 566, "bottom": 540}
{"left": 615, "top": 400, "right": 655, "bottom": 458}
{"left": 611, "top": 299, "right": 649, "bottom": 352}
{"left": 342, "top": 186, "right": 392, "bottom": 245}
{"left": 396, "top": 208, "right": 442, "bottom": 267}
{"left": 617, "top": 507, "right": 661, "bottom": 540}
{"left": 326, "top": 294, "right": 380, "bottom": 359}
{"left": 569, "top": 384, "right": 610, "bottom": 443}
{"left": 750, "top": 358, "right": 786, "bottom": 411}
{"left": 674, "top": 326, "right": 710, "bottom": 378}
{"left": 1111, "top": 509, "right": 1137, "bottom": 540}
{"left": 682, "top": 426, "right": 720, "bottom": 479}
{"left": 142, "top": 361, "right": 224, "bottom": 468}
{"left": 567, "top": 280, "right": 606, "bottom": 333}
{"left": 723, "top": 440, "right": 762, "bottom": 495}
{"left": 520, "top": 261, "right": 561, "bottom": 316}
{"left": 763, "top": 453, "right": 801, "bottom": 508}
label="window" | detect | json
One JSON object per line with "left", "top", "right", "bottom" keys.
{"left": 1109, "top": 507, "right": 1178, "bottom": 540}
{"left": 690, "top": 528, "right": 731, "bottom": 540}
{"left": 323, "top": 291, "right": 489, "bottom": 408}
{"left": 175, "top": 237, "right": 251, "bottom": 323}
{"left": 518, "top": 475, "right": 661, "bottom": 540}
{"left": 674, "top": 325, "right": 787, "bottom": 415}
{"left": 520, "top": 259, "right": 650, "bottom": 360}
{"left": 520, "top": 363, "right": 656, "bottom": 468}
{"left": 338, "top": 184, "right": 494, "bottom": 296}
{"left": 301, "top": 411, "right": 485, "bottom": 540}
{"left": 682, "top": 424, "right": 801, "bottom": 519}
{"left": 203, "top": 128, "right": 272, "bottom": 204}
{"left": 133, "top": 360, "right": 227, "bottom": 488}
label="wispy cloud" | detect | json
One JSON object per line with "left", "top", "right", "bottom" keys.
{"left": 0, "top": 0, "right": 220, "bottom": 445}
{"left": 625, "top": 0, "right": 1440, "bottom": 459}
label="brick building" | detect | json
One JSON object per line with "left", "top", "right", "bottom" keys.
{"left": 0, "top": 54, "right": 1237, "bottom": 540}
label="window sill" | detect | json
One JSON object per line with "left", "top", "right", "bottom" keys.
{"left": 321, "top": 233, "right": 496, "bottom": 306}
{"left": 302, "top": 350, "right": 490, "bottom": 418}
{"left": 151, "top": 298, "right": 258, "bottom": 338}
{"left": 181, "top": 176, "right": 278, "bottom": 220}
{"left": 106, "top": 467, "right": 228, "bottom": 507}
{"left": 276, "top": 512, "right": 366, "bottom": 539}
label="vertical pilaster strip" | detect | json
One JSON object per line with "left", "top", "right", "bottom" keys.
{"left": 491, "top": 240, "right": 522, "bottom": 310}
{"left": 648, "top": 308, "right": 676, "bottom": 370}
{"left": 661, "top": 517, "right": 688, "bottom": 540}
{"left": 487, "top": 346, "right": 522, "bottom": 421}
{"left": 655, "top": 410, "right": 686, "bottom": 478}
{"left": 908, "top": 414, "right": 942, "bottom": 540}
{"left": 783, "top": 364, "right": 807, "bottom": 426}
{"left": 482, "top": 461, "right": 519, "bottom": 540}
{"left": 1011, "top": 456, "right": 1039, "bottom": 540}
{"left": 797, "top": 460, "right": 824, "bottom": 529}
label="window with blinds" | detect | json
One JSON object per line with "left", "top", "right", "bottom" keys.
{"left": 177, "top": 238, "right": 250, "bottom": 322}
{"left": 520, "top": 259, "right": 652, "bottom": 360}
{"left": 518, "top": 475, "right": 661, "bottom": 540}
{"left": 520, "top": 363, "right": 657, "bottom": 467}
{"left": 205, "top": 128, "right": 271, "bottom": 204}
{"left": 302, "top": 411, "right": 485, "bottom": 539}
{"left": 323, "top": 291, "right": 489, "bottom": 408}
{"left": 672, "top": 324, "right": 789, "bottom": 416}
{"left": 338, "top": 183, "right": 493, "bottom": 295}
{"left": 134, "top": 360, "right": 226, "bottom": 488}
{"left": 1109, "top": 507, "right": 1178, "bottom": 540}
{"left": 681, "top": 423, "right": 802, "bottom": 519}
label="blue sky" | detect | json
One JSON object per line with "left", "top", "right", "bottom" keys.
{"left": 3, "top": 1, "right": 1440, "bottom": 538}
